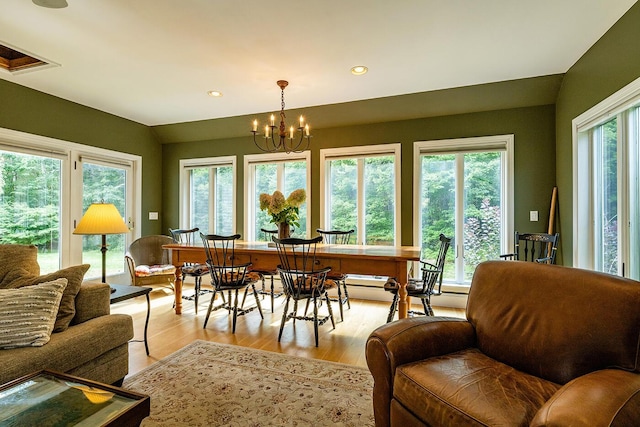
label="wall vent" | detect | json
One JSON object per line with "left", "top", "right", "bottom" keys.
{"left": 0, "top": 42, "right": 59, "bottom": 75}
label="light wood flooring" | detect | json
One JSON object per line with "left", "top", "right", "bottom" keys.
{"left": 110, "top": 284, "right": 465, "bottom": 379}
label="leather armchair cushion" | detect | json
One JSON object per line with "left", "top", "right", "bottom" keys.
{"left": 394, "top": 348, "right": 560, "bottom": 426}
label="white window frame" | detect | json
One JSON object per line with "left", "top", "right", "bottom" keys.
{"left": 0, "top": 126, "right": 142, "bottom": 273}
{"left": 319, "top": 143, "right": 401, "bottom": 246}
{"left": 179, "top": 156, "right": 237, "bottom": 233}
{"left": 244, "top": 151, "right": 311, "bottom": 241}
{"left": 413, "top": 135, "right": 514, "bottom": 287}
{"left": 573, "top": 75, "right": 640, "bottom": 277}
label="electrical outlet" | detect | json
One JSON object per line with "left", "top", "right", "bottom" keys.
{"left": 149, "top": 212, "right": 159, "bottom": 220}
{"left": 529, "top": 211, "right": 538, "bottom": 221}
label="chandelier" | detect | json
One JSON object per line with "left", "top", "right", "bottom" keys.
{"left": 251, "top": 80, "right": 311, "bottom": 153}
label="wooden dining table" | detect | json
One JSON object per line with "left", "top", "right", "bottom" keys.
{"left": 163, "top": 241, "right": 421, "bottom": 319}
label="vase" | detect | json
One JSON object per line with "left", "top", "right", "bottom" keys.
{"left": 277, "top": 222, "right": 291, "bottom": 239}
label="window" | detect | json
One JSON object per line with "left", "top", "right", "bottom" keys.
{"left": 574, "top": 77, "right": 640, "bottom": 279}
{"left": 319, "top": 144, "right": 401, "bottom": 245}
{"left": 244, "top": 152, "right": 310, "bottom": 241}
{"left": 80, "top": 158, "right": 132, "bottom": 279}
{"left": 414, "top": 135, "right": 514, "bottom": 285}
{"left": 179, "top": 156, "right": 236, "bottom": 235}
{"left": 0, "top": 127, "right": 141, "bottom": 278}
{"left": 0, "top": 149, "right": 62, "bottom": 273}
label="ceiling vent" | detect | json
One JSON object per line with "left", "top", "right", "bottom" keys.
{"left": 0, "top": 42, "right": 59, "bottom": 75}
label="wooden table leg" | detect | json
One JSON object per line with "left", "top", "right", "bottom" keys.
{"left": 398, "top": 283, "right": 408, "bottom": 319}
{"left": 174, "top": 266, "right": 182, "bottom": 314}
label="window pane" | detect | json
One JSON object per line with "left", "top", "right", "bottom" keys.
{"left": 190, "top": 168, "right": 210, "bottom": 233}
{"left": 82, "top": 162, "right": 127, "bottom": 280}
{"left": 421, "top": 155, "right": 455, "bottom": 278}
{"left": 329, "top": 159, "right": 357, "bottom": 233}
{"left": 215, "top": 166, "right": 233, "bottom": 235}
{"left": 0, "top": 150, "right": 61, "bottom": 273}
{"left": 630, "top": 108, "right": 640, "bottom": 280}
{"left": 254, "top": 163, "right": 277, "bottom": 240}
{"left": 595, "top": 118, "right": 618, "bottom": 275}
{"left": 364, "top": 156, "right": 394, "bottom": 245}
{"left": 463, "top": 152, "right": 502, "bottom": 280}
{"left": 284, "top": 162, "right": 307, "bottom": 238}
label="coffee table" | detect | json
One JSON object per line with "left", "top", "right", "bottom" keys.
{"left": 110, "top": 284, "right": 151, "bottom": 355}
{"left": 0, "top": 370, "right": 149, "bottom": 427}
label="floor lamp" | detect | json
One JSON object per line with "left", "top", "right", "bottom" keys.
{"left": 73, "top": 203, "right": 130, "bottom": 289}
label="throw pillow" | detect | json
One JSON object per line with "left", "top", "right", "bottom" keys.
{"left": 0, "top": 244, "right": 40, "bottom": 288}
{"left": 0, "top": 278, "right": 67, "bottom": 349}
{"left": 24, "top": 265, "right": 91, "bottom": 333}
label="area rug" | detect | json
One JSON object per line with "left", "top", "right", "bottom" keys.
{"left": 123, "top": 340, "right": 375, "bottom": 426}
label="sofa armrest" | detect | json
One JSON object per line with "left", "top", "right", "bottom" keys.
{"left": 72, "top": 281, "right": 111, "bottom": 325}
{"left": 366, "top": 316, "right": 475, "bottom": 427}
{"left": 531, "top": 369, "right": 640, "bottom": 427}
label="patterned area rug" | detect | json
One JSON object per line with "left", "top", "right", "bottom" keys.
{"left": 123, "top": 340, "right": 375, "bottom": 426}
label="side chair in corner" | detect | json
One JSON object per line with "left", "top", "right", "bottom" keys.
{"left": 384, "top": 233, "right": 451, "bottom": 322}
{"left": 169, "top": 227, "right": 211, "bottom": 314}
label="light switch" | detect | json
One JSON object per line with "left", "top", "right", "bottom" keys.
{"left": 529, "top": 211, "right": 538, "bottom": 222}
{"left": 149, "top": 212, "right": 159, "bottom": 220}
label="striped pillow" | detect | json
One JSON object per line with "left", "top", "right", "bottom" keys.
{"left": 0, "top": 279, "right": 67, "bottom": 349}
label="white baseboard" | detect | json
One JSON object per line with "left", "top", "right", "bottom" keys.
{"left": 173, "top": 276, "right": 469, "bottom": 310}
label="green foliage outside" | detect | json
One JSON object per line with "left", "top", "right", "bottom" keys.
{"left": 328, "top": 156, "right": 395, "bottom": 245}
{"left": 421, "top": 152, "right": 501, "bottom": 281}
{"left": 599, "top": 118, "right": 618, "bottom": 274}
{"left": 1, "top": 152, "right": 128, "bottom": 279}
{"left": 0, "top": 152, "right": 61, "bottom": 250}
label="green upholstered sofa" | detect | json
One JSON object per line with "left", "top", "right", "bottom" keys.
{"left": 0, "top": 244, "right": 133, "bottom": 385}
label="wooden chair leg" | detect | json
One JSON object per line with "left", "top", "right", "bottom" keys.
{"left": 336, "top": 283, "right": 344, "bottom": 322}
{"left": 231, "top": 289, "right": 239, "bottom": 333}
{"left": 343, "top": 280, "right": 351, "bottom": 309}
{"left": 313, "top": 296, "right": 319, "bottom": 347}
{"left": 387, "top": 293, "right": 398, "bottom": 323}
{"left": 252, "top": 284, "right": 264, "bottom": 319}
{"left": 193, "top": 276, "right": 200, "bottom": 314}
{"left": 269, "top": 275, "right": 275, "bottom": 313}
{"left": 278, "top": 297, "right": 290, "bottom": 342}
{"left": 203, "top": 289, "right": 218, "bottom": 328}
{"left": 325, "top": 292, "right": 335, "bottom": 329}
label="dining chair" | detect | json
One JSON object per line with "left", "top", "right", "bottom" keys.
{"left": 125, "top": 235, "right": 176, "bottom": 291}
{"left": 169, "top": 227, "right": 210, "bottom": 314}
{"left": 500, "top": 231, "right": 559, "bottom": 264}
{"left": 384, "top": 233, "right": 451, "bottom": 322}
{"left": 316, "top": 228, "right": 354, "bottom": 321}
{"left": 273, "top": 236, "right": 336, "bottom": 347}
{"left": 247, "top": 227, "right": 283, "bottom": 312}
{"left": 201, "top": 233, "right": 263, "bottom": 333}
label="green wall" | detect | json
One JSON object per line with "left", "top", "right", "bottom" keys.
{"left": 0, "top": 79, "right": 164, "bottom": 235}
{"left": 162, "top": 104, "right": 556, "bottom": 247}
{"left": 8, "top": 0, "right": 640, "bottom": 262}
{"left": 555, "top": 1, "right": 640, "bottom": 265}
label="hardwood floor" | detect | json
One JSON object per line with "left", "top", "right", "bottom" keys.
{"left": 110, "top": 284, "right": 466, "bottom": 379}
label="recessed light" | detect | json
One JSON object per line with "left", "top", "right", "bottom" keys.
{"left": 207, "top": 90, "right": 223, "bottom": 97}
{"left": 351, "top": 65, "right": 368, "bottom": 76}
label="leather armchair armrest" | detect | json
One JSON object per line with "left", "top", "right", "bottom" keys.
{"left": 531, "top": 369, "right": 640, "bottom": 427}
{"left": 366, "top": 317, "right": 476, "bottom": 427}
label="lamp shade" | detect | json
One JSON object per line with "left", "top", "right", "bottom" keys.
{"left": 73, "top": 203, "right": 130, "bottom": 235}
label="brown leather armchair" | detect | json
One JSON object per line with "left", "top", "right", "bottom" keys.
{"left": 366, "top": 261, "right": 640, "bottom": 427}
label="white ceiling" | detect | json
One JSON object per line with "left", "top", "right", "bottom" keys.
{"left": 0, "top": 0, "right": 636, "bottom": 126}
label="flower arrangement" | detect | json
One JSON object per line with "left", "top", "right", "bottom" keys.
{"left": 259, "top": 189, "right": 306, "bottom": 228}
